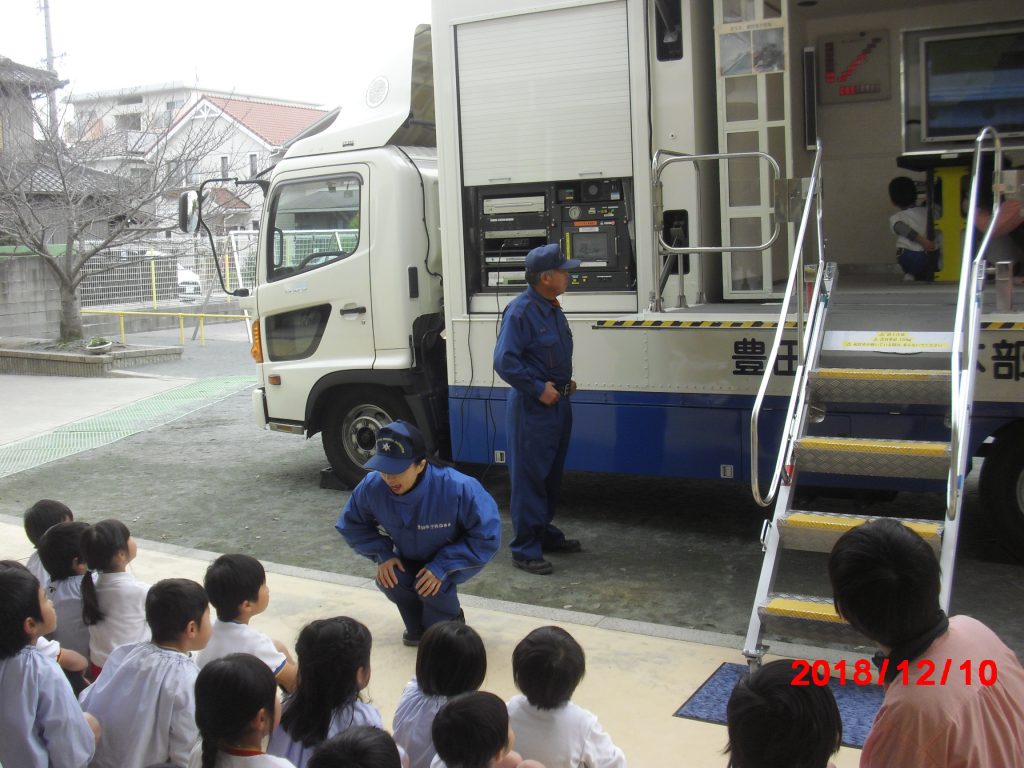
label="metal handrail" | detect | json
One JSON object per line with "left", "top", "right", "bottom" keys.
{"left": 750, "top": 142, "right": 826, "bottom": 507}
{"left": 949, "top": 128, "right": 1004, "bottom": 523}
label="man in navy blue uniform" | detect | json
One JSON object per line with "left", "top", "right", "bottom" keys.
{"left": 494, "top": 243, "right": 583, "bottom": 575}
{"left": 337, "top": 421, "right": 500, "bottom": 645}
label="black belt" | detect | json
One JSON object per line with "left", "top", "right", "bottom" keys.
{"left": 555, "top": 382, "right": 572, "bottom": 397}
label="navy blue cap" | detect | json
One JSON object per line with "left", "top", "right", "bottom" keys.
{"left": 364, "top": 420, "right": 427, "bottom": 474}
{"left": 525, "top": 243, "right": 580, "bottom": 273}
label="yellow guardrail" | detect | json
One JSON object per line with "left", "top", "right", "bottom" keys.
{"left": 81, "top": 309, "right": 250, "bottom": 346}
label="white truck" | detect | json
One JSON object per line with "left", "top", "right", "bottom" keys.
{"left": 181, "top": 0, "right": 1024, "bottom": 564}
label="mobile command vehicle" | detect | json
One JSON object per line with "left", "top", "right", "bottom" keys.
{"left": 182, "top": 0, "right": 1024, "bottom": 655}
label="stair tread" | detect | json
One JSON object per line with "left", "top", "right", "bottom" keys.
{"left": 798, "top": 436, "right": 949, "bottom": 455}
{"left": 762, "top": 595, "right": 845, "bottom": 624}
{"left": 783, "top": 511, "right": 943, "bottom": 539}
{"left": 813, "top": 367, "right": 950, "bottom": 380}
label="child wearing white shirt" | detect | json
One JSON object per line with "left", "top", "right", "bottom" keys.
{"left": 22, "top": 499, "right": 73, "bottom": 592}
{"left": 431, "top": 691, "right": 544, "bottom": 768}
{"left": 308, "top": 726, "right": 403, "bottom": 768}
{"left": 38, "top": 521, "right": 92, "bottom": 663}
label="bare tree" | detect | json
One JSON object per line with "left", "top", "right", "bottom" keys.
{"left": 0, "top": 97, "right": 235, "bottom": 340}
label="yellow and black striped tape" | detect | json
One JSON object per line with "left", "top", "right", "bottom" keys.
{"left": 593, "top": 319, "right": 798, "bottom": 329}
{"left": 981, "top": 322, "right": 1024, "bottom": 331}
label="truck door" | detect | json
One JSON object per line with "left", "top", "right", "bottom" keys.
{"left": 256, "top": 168, "right": 373, "bottom": 423}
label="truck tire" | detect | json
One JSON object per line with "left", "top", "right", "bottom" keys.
{"left": 322, "top": 387, "right": 414, "bottom": 488}
{"left": 978, "top": 423, "right": 1024, "bottom": 560}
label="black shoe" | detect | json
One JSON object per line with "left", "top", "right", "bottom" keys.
{"left": 402, "top": 630, "right": 422, "bottom": 647}
{"left": 513, "top": 557, "right": 554, "bottom": 575}
{"left": 452, "top": 609, "right": 466, "bottom": 624}
{"left": 543, "top": 538, "right": 582, "bottom": 554}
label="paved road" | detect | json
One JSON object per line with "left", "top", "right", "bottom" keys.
{"left": 2, "top": 320, "right": 1022, "bottom": 656}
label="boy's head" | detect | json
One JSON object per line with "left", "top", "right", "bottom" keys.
{"left": 146, "top": 578, "right": 211, "bottom": 649}
{"left": 0, "top": 560, "right": 55, "bottom": 658}
{"left": 432, "top": 691, "right": 511, "bottom": 768}
{"left": 417, "top": 621, "right": 487, "bottom": 697}
{"left": 829, "top": 519, "right": 941, "bottom": 648}
{"left": 512, "top": 625, "right": 585, "bottom": 709}
{"left": 308, "top": 726, "right": 402, "bottom": 768}
{"left": 23, "top": 499, "right": 73, "bottom": 547}
{"left": 204, "top": 553, "right": 268, "bottom": 622}
{"left": 726, "top": 659, "right": 841, "bottom": 768}
{"left": 38, "top": 521, "right": 91, "bottom": 581}
{"left": 888, "top": 176, "right": 918, "bottom": 209}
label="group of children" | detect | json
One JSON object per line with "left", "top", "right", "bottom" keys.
{"left": 2, "top": 501, "right": 628, "bottom": 768}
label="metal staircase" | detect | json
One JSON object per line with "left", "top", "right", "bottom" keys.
{"left": 742, "top": 129, "right": 1010, "bottom": 666}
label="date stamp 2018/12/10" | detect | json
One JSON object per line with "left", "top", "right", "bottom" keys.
{"left": 791, "top": 658, "right": 998, "bottom": 687}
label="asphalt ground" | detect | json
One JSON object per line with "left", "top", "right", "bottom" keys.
{"left": 1, "top": 320, "right": 1022, "bottom": 658}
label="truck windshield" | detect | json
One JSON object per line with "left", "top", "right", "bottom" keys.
{"left": 266, "top": 175, "right": 361, "bottom": 281}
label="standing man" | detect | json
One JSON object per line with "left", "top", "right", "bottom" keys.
{"left": 494, "top": 243, "right": 583, "bottom": 575}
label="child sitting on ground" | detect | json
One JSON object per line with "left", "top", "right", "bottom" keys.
{"left": 38, "top": 521, "right": 93, "bottom": 692}
{"left": 725, "top": 658, "right": 841, "bottom": 768}
{"left": 192, "top": 653, "right": 295, "bottom": 768}
{"left": 80, "top": 578, "right": 212, "bottom": 767}
{"left": 197, "top": 553, "right": 298, "bottom": 692}
{"left": 888, "top": 176, "right": 939, "bottom": 282}
{"left": 81, "top": 518, "right": 150, "bottom": 675}
{"left": 0, "top": 560, "right": 99, "bottom": 768}
{"left": 432, "top": 691, "right": 545, "bottom": 768}
{"left": 394, "top": 622, "right": 487, "bottom": 768}
{"left": 268, "top": 616, "right": 382, "bottom": 768}
{"left": 506, "top": 626, "right": 625, "bottom": 768}
{"left": 309, "top": 727, "right": 404, "bottom": 768}
{"left": 23, "top": 499, "right": 73, "bottom": 590}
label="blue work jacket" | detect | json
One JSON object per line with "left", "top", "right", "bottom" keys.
{"left": 336, "top": 464, "right": 500, "bottom": 583}
{"left": 493, "top": 286, "right": 574, "bottom": 398}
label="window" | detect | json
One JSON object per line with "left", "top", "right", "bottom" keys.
{"left": 266, "top": 175, "right": 362, "bottom": 282}
{"left": 266, "top": 305, "right": 332, "bottom": 361}
{"left": 117, "top": 95, "right": 144, "bottom": 105}
{"left": 115, "top": 113, "right": 142, "bottom": 131}
{"left": 655, "top": 1, "right": 683, "bottom": 61}
{"left": 249, "top": 153, "right": 259, "bottom": 178}
{"left": 220, "top": 156, "right": 229, "bottom": 177}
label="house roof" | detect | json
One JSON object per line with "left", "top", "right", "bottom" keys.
{"left": 201, "top": 97, "right": 331, "bottom": 147}
{"left": 0, "top": 55, "right": 64, "bottom": 93}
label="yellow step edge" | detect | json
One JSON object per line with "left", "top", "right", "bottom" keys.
{"left": 814, "top": 368, "right": 948, "bottom": 381}
{"left": 763, "top": 597, "right": 845, "bottom": 623}
{"left": 799, "top": 437, "right": 948, "bottom": 457}
{"left": 785, "top": 512, "right": 942, "bottom": 540}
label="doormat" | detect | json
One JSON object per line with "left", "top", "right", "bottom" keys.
{"left": 673, "top": 662, "right": 884, "bottom": 749}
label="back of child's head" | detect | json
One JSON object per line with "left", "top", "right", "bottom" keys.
{"left": 281, "top": 616, "right": 372, "bottom": 747}
{"left": 308, "top": 726, "right": 402, "bottom": 768}
{"left": 432, "top": 691, "right": 510, "bottom": 768}
{"left": 512, "top": 625, "right": 585, "bottom": 709}
{"left": 204, "top": 553, "right": 266, "bottom": 621}
{"left": 38, "top": 521, "right": 91, "bottom": 581}
{"left": 416, "top": 621, "right": 487, "bottom": 697}
{"left": 195, "top": 653, "right": 278, "bottom": 768}
{"left": 80, "top": 519, "right": 132, "bottom": 625}
{"left": 888, "top": 176, "right": 918, "bottom": 208}
{"left": 726, "top": 659, "right": 841, "bottom": 768}
{"left": 145, "top": 578, "right": 208, "bottom": 644}
{"left": 23, "top": 499, "right": 73, "bottom": 546}
{"left": 0, "top": 561, "right": 42, "bottom": 658}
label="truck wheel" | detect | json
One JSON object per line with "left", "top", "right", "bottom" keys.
{"left": 322, "top": 388, "right": 414, "bottom": 488}
{"left": 978, "top": 423, "right": 1024, "bottom": 560}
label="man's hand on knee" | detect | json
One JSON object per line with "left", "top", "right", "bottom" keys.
{"left": 377, "top": 557, "right": 404, "bottom": 588}
{"left": 415, "top": 567, "right": 443, "bottom": 597}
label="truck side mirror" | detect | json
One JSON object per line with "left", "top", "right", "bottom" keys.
{"left": 178, "top": 191, "right": 200, "bottom": 234}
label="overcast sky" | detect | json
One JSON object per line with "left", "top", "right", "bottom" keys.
{"left": 1, "top": 0, "right": 430, "bottom": 108}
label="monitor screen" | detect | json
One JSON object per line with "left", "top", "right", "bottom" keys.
{"left": 921, "top": 28, "right": 1024, "bottom": 142}
{"left": 571, "top": 231, "right": 611, "bottom": 263}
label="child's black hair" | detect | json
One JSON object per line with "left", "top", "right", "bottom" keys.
{"left": 203, "top": 553, "right": 266, "bottom": 622}
{"left": 80, "top": 519, "right": 132, "bottom": 625}
{"left": 888, "top": 176, "right": 918, "bottom": 209}
{"left": 726, "top": 658, "right": 842, "bottom": 768}
{"left": 38, "top": 521, "right": 90, "bottom": 581}
{"left": 308, "top": 726, "right": 402, "bottom": 768}
{"left": 0, "top": 560, "right": 43, "bottom": 658}
{"left": 145, "top": 578, "right": 208, "bottom": 644}
{"left": 280, "top": 616, "right": 372, "bottom": 747}
{"left": 195, "top": 653, "right": 278, "bottom": 768}
{"left": 23, "top": 499, "right": 73, "bottom": 546}
{"left": 432, "top": 691, "right": 510, "bottom": 768}
{"left": 512, "top": 625, "right": 585, "bottom": 710}
{"left": 416, "top": 621, "right": 487, "bottom": 697}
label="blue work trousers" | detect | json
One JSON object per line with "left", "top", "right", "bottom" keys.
{"left": 376, "top": 557, "right": 462, "bottom": 635}
{"left": 507, "top": 388, "right": 572, "bottom": 561}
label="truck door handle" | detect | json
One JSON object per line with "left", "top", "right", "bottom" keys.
{"left": 339, "top": 306, "right": 367, "bottom": 316}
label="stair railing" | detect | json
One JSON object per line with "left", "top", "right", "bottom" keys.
{"left": 750, "top": 142, "right": 826, "bottom": 507}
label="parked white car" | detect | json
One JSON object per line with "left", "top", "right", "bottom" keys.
{"left": 177, "top": 264, "right": 202, "bottom": 302}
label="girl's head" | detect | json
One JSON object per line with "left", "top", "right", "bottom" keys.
{"left": 281, "top": 616, "right": 372, "bottom": 747}
{"left": 0, "top": 561, "right": 55, "bottom": 658}
{"left": 195, "top": 653, "right": 279, "bottom": 768}
{"left": 38, "top": 521, "right": 91, "bottom": 581}
{"left": 512, "top": 625, "right": 585, "bottom": 710}
{"left": 417, "top": 621, "right": 487, "bottom": 697}
{"left": 81, "top": 519, "right": 134, "bottom": 626}
{"left": 432, "top": 691, "right": 512, "bottom": 768}
{"left": 308, "top": 726, "right": 402, "bottom": 768}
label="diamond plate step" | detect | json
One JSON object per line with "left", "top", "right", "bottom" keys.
{"left": 795, "top": 436, "right": 950, "bottom": 480}
{"left": 809, "top": 368, "right": 950, "bottom": 405}
{"left": 758, "top": 594, "right": 861, "bottom": 644}
{"left": 779, "top": 511, "right": 943, "bottom": 555}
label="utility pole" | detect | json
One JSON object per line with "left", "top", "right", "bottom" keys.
{"left": 41, "top": 0, "right": 59, "bottom": 137}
